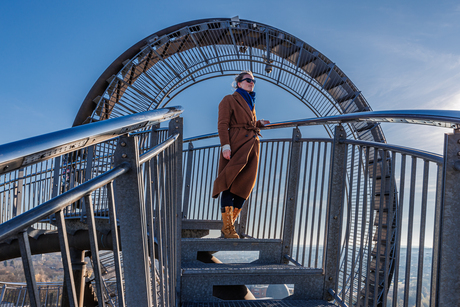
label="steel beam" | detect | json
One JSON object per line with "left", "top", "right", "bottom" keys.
{"left": 281, "top": 127, "right": 302, "bottom": 263}
{"left": 435, "top": 128, "right": 460, "bottom": 306}
{"left": 323, "top": 125, "right": 347, "bottom": 301}
{"left": 113, "top": 135, "right": 152, "bottom": 307}
{"left": 18, "top": 231, "right": 40, "bottom": 307}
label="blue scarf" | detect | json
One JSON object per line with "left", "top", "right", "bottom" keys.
{"left": 236, "top": 88, "right": 256, "bottom": 111}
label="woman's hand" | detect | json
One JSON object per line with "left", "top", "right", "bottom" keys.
{"left": 222, "top": 149, "right": 231, "bottom": 160}
{"left": 258, "top": 119, "right": 271, "bottom": 126}
{"left": 222, "top": 144, "right": 231, "bottom": 160}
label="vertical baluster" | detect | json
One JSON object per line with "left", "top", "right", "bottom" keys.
{"left": 430, "top": 163, "right": 443, "bottom": 307}
{"left": 302, "top": 141, "right": 316, "bottom": 266}
{"left": 18, "top": 231, "right": 40, "bottom": 307}
{"left": 403, "top": 157, "right": 417, "bottom": 306}
{"left": 295, "top": 141, "right": 309, "bottom": 262}
{"left": 84, "top": 195, "right": 106, "bottom": 307}
{"left": 56, "top": 209, "right": 78, "bottom": 307}
{"left": 308, "top": 142, "right": 322, "bottom": 267}
{"left": 268, "top": 141, "right": 280, "bottom": 239}
{"left": 0, "top": 284, "right": 5, "bottom": 304}
{"left": 106, "top": 182, "right": 125, "bottom": 307}
{"left": 316, "top": 141, "right": 329, "bottom": 268}
{"left": 382, "top": 151, "right": 397, "bottom": 307}
{"left": 349, "top": 145, "right": 363, "bottom": 304}
{"left": 207, "top": 147, "right": 217, "bottom": 221}
{"left": 182, "top": 142, "right": 194, "bottom": 219}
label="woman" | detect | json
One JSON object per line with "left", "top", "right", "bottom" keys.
{"left": 212, "top": 71, "right": 270, "bottom": 239}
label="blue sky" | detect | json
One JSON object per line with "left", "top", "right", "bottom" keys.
{"left": 1, "top": 1, "right": 459, "bottom": 154}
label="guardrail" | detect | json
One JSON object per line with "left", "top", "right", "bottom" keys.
{"left": 1, "top": 109, "right": 459, "bottom": 306}
{"left": 0, "top": 110, "right": 184, "bottom": 307}
{"left": 180, "top": 110, "right": 460, "bottom": 307}
{"left": 0, "top": 108, "right": 182, "bottom": 228}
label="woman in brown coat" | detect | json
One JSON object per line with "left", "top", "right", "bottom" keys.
{"left": 212, "top": 71, "right": 270, "bottom": 238}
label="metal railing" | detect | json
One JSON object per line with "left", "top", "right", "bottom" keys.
{"left": 0, "top": 282, "right": 63, "bottom": 307}
{"left": 0, "top": 109, "right": 183, "bottom": 307}
{"left": 0, "top": 108, "right": 182, "bottom": 227}
{"left": 1, "top": 109, "right": 460, "bottom": 307}
{"left": 180, "top": 110, "right": 460, "bottom": 307}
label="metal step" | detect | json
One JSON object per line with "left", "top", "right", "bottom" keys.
{"left": 181, "top": 238, "right": 283, "bottom": 263}
{"left": 182, "top": 300, "right": 336, "bottom": 307}
{"left": 181, "top": 262, "right": 324, "bottom": 302}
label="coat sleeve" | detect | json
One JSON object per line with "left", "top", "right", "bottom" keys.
{"left": 217, "top": 96, "right": 232, "bottom": 146}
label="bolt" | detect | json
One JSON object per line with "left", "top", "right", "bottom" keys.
{"left": 457, "top": 152, "right": 460, "bottom": 156}
{"left": 333, "top": 216, "right": 337, "bottom": 220}
{"left": 176, "top": 126, "right": 179, "bottom": 129}
{"left": 121, "top": 142, "right": 126, "bottom": 147}
{"left": 121, "top": 154, "right": 127, "bottom": 158}
{"left": 340, "top": 134, "right": 343, "bottom": 137}
{"left": 290, "top": 197, "right": 293, "bottom": 200}
{"left": 458, "top": 139, "right": 460, "bottom": 144}
{"left": 3, "top": 165, "right": 9, "bottom": 171}
{"left": 329, "top": 277, "right": 333, "bottom": 281}
{"left": 454, "top": 161, "right": 460, "bottom": 172}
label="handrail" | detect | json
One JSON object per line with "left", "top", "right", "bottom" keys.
{"left": 0, "top": 162, "right": 131, "bottom": 242}
{"left": 0, "top": 107, "right": 183, "bottom": 174}
{"left": 139, "top": 134, "right": 179, "bottom": 165}
{"left": 263, "top": 109, "right": 460, "bottom": 130}
{"left": 341, "top": 139, "right": 443, "bottom": 164}
{"left": 183, "top": 109, "right": 460, "bottom": 143}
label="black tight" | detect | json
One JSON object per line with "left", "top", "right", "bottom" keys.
{"left": 221, "top": 190, "right": 245, "bottom": 213}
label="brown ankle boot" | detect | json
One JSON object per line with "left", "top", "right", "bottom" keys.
{"left": 232, "top": 208, "right": 242, "bottom": 224}
{"left": 221, "top": 206, "right": 239, "bottom": 239}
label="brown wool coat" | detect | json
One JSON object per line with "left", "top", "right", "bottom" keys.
{"left": 212, "top": 91, "right": 264, "bottom": 200}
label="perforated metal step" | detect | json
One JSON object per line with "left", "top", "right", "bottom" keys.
{"left": 181, "top": 238, "right": 283, "bottom": 263}
{"left": 182, "top": 300, "right": 336, "bottom": 307}
{"left": 181, "top": 262, "right": 325, "bottom": 302}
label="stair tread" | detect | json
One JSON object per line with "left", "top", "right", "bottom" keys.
{"left": 182, "top": 238, "right": 282, "bottom": 243}
{"left": 182, "top": 262, "right": 322, "bottom": 275}
{"left": 182, "top": 300, "right": 335, "bottom": 307}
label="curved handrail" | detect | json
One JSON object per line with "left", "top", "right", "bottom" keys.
{"left": 0, "top": 162, "right": 131, "bottom": 242}
{"left": 0, "top": 107, "right": 183, "bottom": 174}
{"left": 341, "top": 139, "right": 443, "bottom": 164}
{"left": 183, "top": 109, "right": 460, "bottom": 143}
{"left": 263, "top": 109, "right": 460, "bottom": 130}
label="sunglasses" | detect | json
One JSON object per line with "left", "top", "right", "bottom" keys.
{"left": 241, "top": 78, "right": 256, "bottom": 84}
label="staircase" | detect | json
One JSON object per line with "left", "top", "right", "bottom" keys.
{"left": 180, "top": 237, "right": 334, "bottom": 306}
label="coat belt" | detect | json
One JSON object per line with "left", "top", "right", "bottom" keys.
{"left": 230, "top": 123, "right": 261, "bottom": 136}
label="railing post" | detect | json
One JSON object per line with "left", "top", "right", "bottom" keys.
{"left": 435, "top": 128, "right": 460, "bottom": 306}
{"left": 113, "top": 135, "right": 152, "bottom": 307}
{"left": 323, "top": 125, "right": 347, "bottom": 301}
{"left": 281, "top": 127, "right": 302, "bottom": 263}
{"left": 182, "top": 142, "right": 194, "bottom": 219}
{"left": 12, "top": 168, "right": 24, "bottom": 217}
{"left": 169, "top": 117, "right": 183, "bottom": 306}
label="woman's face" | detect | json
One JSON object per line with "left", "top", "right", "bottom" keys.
{"left": 237, "top": 74, "right": 255, "bottom": 92}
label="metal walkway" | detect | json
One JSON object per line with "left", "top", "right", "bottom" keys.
{"left": 1, "top": 109, "right": 460, "bottom": 307}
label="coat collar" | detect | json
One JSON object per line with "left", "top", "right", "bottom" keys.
{"left": 232, "top": 91, "right": 255, "bottom": 119}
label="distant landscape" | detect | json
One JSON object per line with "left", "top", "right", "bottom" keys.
{"left": 0, "top": 253, "right": 63, "bottom": 283}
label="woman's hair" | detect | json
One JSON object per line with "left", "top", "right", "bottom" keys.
{"left": 232, "top": 70, "right": 254, "bottom": 89}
